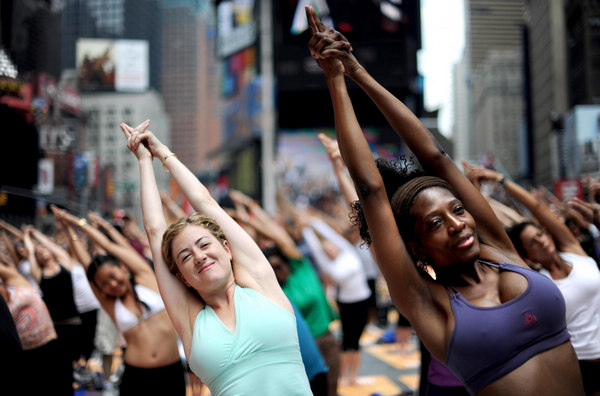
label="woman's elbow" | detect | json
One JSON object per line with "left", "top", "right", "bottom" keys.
{"left": 143, "top": 222, "right": 164, "bottom": 241}
{"left": 355, "top": 180, "right": 386, "bottom": 201}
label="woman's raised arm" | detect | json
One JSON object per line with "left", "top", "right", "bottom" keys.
{"left": 87, "top": 211, "right": 132, "bottom": 251}
{"left": 0, "top": 254, "right": 30, "bottom": 288}
{"left": 317, "top": 133, "right": 358, "bottom": 208}
{"left": 59, "top": 209, "right": 153, "bottom": 281}
{"left": 28, "top": 226, "right": 76, "bottom": 270}
{"left": 0, "top": 219, "right": 24, "bottom": 240}
{"left": 119, "top": 120, "right": 197, "bottom": 336}
{"left": 306, "top": 6, "right": 436, "bottom": 319}
{"left": 229, "top": 190, "right": 302, "bottom": 260}
{"left": 124, "top": 123, "right": 281, "bottom": 296}
{"left": 50, "top": 206, "right": 91, "bottom": 269}
{"left": 22, "top": 227, "right": 41, "bottom": 284}
{"left": 310, "top": 8, "right": 511, "bottom": 252}
{"left": 463, "top": 161, "right": 585, "bottom": 256}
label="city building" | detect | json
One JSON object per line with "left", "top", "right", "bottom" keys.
{"left": 452, "top": 54, "right": 470, "bottom": 164}
{"left": 471, "top": 49, "right": 525, "bottom": 178}
{"left": 565, "top": 0, "right": 600, "bottom": 108}
{"left": 0, "top": 0, "right": 62, "bottom": 225}
{"left": 524, "top": 0, "right": 569, "bottom": 185}
{"left": 271, "top": 0, "right": 423, "bottom": 202}
{"left": 80, "top": 90, "right": 170, "bottom": 219}
{"left": 461, "top": 0, "right": 526, "bottom": 178}
{"left": 161, "top": 0, "right": 222, "bottom": 178}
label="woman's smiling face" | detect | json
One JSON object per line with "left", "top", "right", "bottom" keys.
{"left": 410, "top": 187, "right": 480, "bottom": 269}
{"left": 171, "top": 224, "right": 233, "bottom": 291}
{"left": 94, "top": 263, "right": 130, "bottom": 297}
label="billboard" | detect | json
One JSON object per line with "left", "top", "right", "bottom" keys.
{"left": 277, "top": 128, "right": 401, "bottom": 200}
{"left": 76, "top": 39, "right": 149, "bottom": 92}
{"left": 564, "top": 105, "right": 600, "bottom": 175}
{"left": 217, "top": 0, "right": 257, "bottom": 58}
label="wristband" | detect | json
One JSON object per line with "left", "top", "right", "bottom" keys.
{"left": 162, "top": 152, "right": 177, "bottom": 169}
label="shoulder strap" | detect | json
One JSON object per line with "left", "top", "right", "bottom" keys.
{"left": 443, "top": 285, "right": 459, "bottom": 296}
{"left": 478, "top": 259, "right": 502, "bottom": 269}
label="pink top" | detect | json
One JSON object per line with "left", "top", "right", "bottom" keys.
{"left": 7, "top": 285, "right": 57, "bottom": 350}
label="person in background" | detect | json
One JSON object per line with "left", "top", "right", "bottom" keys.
{"left": 226, "top": 189, "right": 332, "bottom": 396}
{"left": 0, "top": 282, "right": 25, "bottom": 395}
{"left": 317, "top": 133, "right": 381, "bottom": 329}
{"left": 52, "top": 205, "right": 186, "bottom": 396}
{"left": 0, "top": 250, "right": 67, "bottom": 394}
{"left": 0, "top": 220, "right": 43, "bottom": 295}
{"left": 301, "top": 214, "right": 371, "bottom": 387}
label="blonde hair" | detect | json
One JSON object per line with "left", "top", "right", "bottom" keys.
{"left": 161, "top": 213, "right": 227, "bottom": 277}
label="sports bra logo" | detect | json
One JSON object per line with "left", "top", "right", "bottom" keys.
{"left": 524, "top": 312, "right": 538, "bottom": 328}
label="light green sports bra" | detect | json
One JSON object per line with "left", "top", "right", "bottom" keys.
{"left": 188, "top": 285, "right": 312, "bottom": 395}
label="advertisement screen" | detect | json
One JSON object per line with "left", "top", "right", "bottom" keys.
{"left": 76, "top": 39, "right": 149, "bottom": 92}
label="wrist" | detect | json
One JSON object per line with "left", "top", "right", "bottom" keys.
{"left": 497, "top": 174, "right": 509, "bottom": 187}
{"left": 155, "top": 145, "right": 171, "bottom": 159}
{"left": 346, "top": 65, "right": 367, "bottom": 80}
{"left": 138, "top": 155, "right": 153, "bottom": 164}
{"left": 325, "top": 74, "right": 345, "bottom": 87}
{"left": 161, "top": 152, "right": 177, "bottom": 169}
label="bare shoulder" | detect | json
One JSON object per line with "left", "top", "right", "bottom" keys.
{"left": 479, "top": 243, "right": 528, "bottom": 269}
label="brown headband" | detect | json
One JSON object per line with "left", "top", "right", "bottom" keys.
{"left": 390, "top": 176, "right": 455, "bottom": 217}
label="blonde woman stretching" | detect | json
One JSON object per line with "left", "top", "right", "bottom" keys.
{"left": 120, "top": 120, "right": 311, "bottom": 396}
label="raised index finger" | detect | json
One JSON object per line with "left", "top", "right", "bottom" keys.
{"left": 317, "top": 132, "right": 332, "bottom": 145}
{"left": 305, "top": 6, "right": 317, "bottom": 35}
{"left": 305, "top": 6, "right": 326, "bottom": 34}
{"left": 460, "top": 160, "right": 473, "bottom": 171}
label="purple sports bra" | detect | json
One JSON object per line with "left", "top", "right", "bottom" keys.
{"left": 444, "top": 260, "right": 570, "bottom": 395}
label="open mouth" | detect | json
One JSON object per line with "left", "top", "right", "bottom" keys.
{"left": 456, "top": 234, "right": 474, "bottom": 249}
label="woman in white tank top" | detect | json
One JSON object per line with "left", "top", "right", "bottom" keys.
{"left": 52, "top": 205, "right": 186, "bottom": 396}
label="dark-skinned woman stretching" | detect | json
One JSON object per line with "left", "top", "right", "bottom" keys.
{"left": 305, "top": 6, "right": 583, "bottom": 395}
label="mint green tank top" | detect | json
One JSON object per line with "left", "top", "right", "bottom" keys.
{"left": 188, "top": 285, "right": 312, "bottom": 395}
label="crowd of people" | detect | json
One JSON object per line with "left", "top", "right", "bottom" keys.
{"left": 2, "top": 6, "right": 600, "bottom": 396}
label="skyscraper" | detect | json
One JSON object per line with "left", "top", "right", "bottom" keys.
{"left": 161, "top": 1, "right": 221, "bottom": 176}
{"left": 463, "top": 0, "right": 526, "bottom": 178}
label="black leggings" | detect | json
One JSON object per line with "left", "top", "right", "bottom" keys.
{"left": 77, "top": 309, "right": 98, "bottom": 360}
{"left": 25, "top": 339, "right": 73, "bottom": 395}
{"left": 119, "top": 360, "right": 187, "bottom": 396}
{"left": 579, "top": 359, "right": 600, "bottom": 394}
{"left": 310, "top": 371, "right": 328, "bottom": 396}
{"left": 337, "top": 298, "right": 369, "bottom": 351}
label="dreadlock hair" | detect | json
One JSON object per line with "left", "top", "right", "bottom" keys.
{"left": 349, "top": 155, "right": 457, "bottom": 274}
{"left": 87, "top": 254, "right": 149, "bottom": 311}
{"left": 350, "top": 155, "right": 423, "bottom": 246}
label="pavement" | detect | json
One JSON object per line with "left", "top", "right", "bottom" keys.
{"left": 335, "top": 322, "right": 421, "bottom": 396}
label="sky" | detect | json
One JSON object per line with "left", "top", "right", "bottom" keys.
{"left": 418, "top": 0, "right": 465, "bottom": 137}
